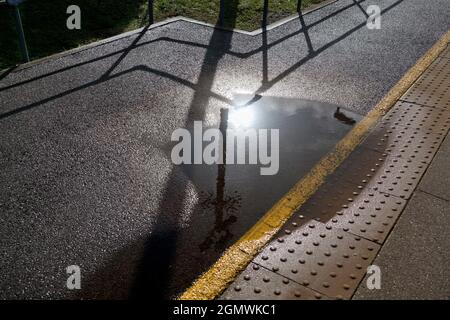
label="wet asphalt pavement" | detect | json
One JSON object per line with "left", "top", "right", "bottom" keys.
{"left": 0, "top": 0, "right": 449, "bottom": 299}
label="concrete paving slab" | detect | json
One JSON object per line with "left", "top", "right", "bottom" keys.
{"left": 418, "top": 133, "right": 450, "bottom": 201}
{"left": 353, "top": 191, "right": 450, "bottom": 300}
{"left": 250, "top": 220, "right": 381, "bottom": 300}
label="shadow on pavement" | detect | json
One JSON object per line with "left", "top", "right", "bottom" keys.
{"left": 0, "top": 0, "right": 407, "bottom": 120}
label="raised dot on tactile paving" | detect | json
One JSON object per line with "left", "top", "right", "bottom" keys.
{"left": 263, "top": 276, "right": 270, "bottom": 283}
{"left": 244, "top": 275, "right": 251, "bottom": 281}
{"left": 234, "top": 286, "right": 241, "bottom": 292}
{"left": 254, "top": 287, "right": 261, "bottom": 294}
{"left": 253, "top": 264, "right": 260, "bottom": 270}
{"left": 272, "top": 267, "right": 279, "bottom": 272}
{"left": 288, "top": 248, "right": 295, "bottom": 253}
{"left": 274, "top": 289, "right": 281, "bottom": 295}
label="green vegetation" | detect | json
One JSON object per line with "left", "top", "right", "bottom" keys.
{"left": 0, "top": 0, "right": 325, "bottom": 69}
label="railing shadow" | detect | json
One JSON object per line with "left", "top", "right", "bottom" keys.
{"left": 1, "top": 0, "right": 405, "bottom": 122}
{"left": 0, "top": 0, "right": 374, "bottom": 114}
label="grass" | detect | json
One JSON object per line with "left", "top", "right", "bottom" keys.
{"left": 0, "top": 0, "right": 326, "bottom": 69}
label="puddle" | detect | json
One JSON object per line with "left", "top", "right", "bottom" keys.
{"left": 179, "top": 94, "right": 361, "bottom": 252}
{"left": 135, "top": 94, "right": 362, "bottom": 298}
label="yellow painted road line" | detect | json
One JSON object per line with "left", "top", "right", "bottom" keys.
{"left": 179, "top": 29, "right": 450, "bottom": 300}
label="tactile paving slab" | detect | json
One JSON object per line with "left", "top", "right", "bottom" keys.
{"left": 220, "top": 263, "right": 325, "bottom": 300}
{"left": 401, "top": 57, "right": 450, "bottom": 108}
{"left": 332, "top": 147, "right": 388, "bottom": 186}
{"left": 361, "top": 122, "right": 445, "bottom": 165}
{"left": 363, "top": 156, "right": 428, "bottom": 200}
{"left": 381, "top": 101, "right": 450, "bottom": 134}
{"left": 327, "top": 190, "right": 407, "bottom": 243}
{"left": 253, "top": 220, "right": 380, "bottom": 299}
{"left": 293, "top": 150, "right": 409, "bottom": 241}
{"left": 334, "top": 149, "right": 429, "bottom": 200}
{"left": 286, "top": 177, "right": 360, "bottom": 223}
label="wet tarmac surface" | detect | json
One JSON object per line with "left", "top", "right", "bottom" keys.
{"left": 0, "top": 0, "right": 449, "bottom": 299}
